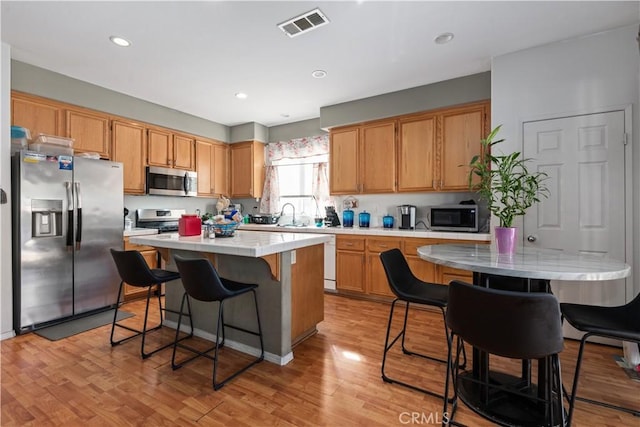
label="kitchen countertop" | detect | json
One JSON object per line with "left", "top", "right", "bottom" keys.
{"left": 129, "top": 230, "right": 331, "bottom": 257}
{"left": 123, "top": 227, "right": 159, "bottom": 237}
{"left": 239, "top": 223, "right": 491, "bottom": 241}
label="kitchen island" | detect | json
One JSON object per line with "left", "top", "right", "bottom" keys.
{"left": 130, "top": 231, "right": 331, "bottom": 365}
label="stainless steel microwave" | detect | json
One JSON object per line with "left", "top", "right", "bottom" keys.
{"left": 146, "top": 166, "right": 197, "bottom": 197}
{"left": 430, "top": 204, "right": 479, "bottom": 232}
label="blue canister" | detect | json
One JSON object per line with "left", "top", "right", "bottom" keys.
{"left": 383, "top": 215, "right": 394, "bottom": 228}
{"left": 343, "top": 209, "right": 354, "bottom": 227}
{"left": 358, "top": 211, "right": 370, "bottom": 228}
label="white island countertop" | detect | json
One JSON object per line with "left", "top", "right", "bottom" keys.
{"left": 418, "top": 243, "right": 631, "bottom": 281}
{"left": 239, "top": 224, "right": 491, "bottom": 241}
{"left": 130, "top": 230, "right": 331, "bottom": 257}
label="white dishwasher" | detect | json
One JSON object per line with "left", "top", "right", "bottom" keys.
{"left": 323, "top": 235, "right": 336, "bottom": 290}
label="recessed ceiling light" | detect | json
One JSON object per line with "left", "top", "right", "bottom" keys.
{"left": 109, "top": 36, "right": 131, "bottom": 47}
{"left": 434, "top": 32, "right": 454, "bottom": 45}
{"left": 235, "top": 92, "right": 248, "bottom": 100}
{"left": 311, "top": 70, "right": 327, "bottom": 79}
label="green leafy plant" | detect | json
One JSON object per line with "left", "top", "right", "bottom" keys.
{"left": 468, "top": 125, "right": 549, "bottom": 228}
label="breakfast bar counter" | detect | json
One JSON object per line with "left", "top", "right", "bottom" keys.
{"left": 130, "top": 231, "right": 332, "bottom": 365}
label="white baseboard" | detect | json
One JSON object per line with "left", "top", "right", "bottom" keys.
{"left": 164, "top": 319, "right": 294, "bottom": 366}
{"left": 1, "top": 330, "right": 16, "bottom": 341}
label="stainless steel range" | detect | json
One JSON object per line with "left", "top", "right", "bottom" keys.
{"left": 136, "top": 209, "right": 186, "bottom": 233}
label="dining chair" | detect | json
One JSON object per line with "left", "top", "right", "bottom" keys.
{"left": 110, "top": 248, "right": 193, "bottom": 358}
{"left": 443, "top": 280, "right": 566, "bottom": 427}
{"left": 561, "top": 293, "right": 640, "bottom": 423}
{"left": 172, "top": 255, "right": 264, "bottom": 390}
{"left": 379, "top": 248, "right": 464, "bottom": 399}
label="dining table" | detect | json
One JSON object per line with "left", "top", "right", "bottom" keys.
{"left": 418, "top": 243, "right": 631, "bottom": 426}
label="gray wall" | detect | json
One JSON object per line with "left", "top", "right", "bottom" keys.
{"left": 492, "top": 24, "right": 639, "bottom": 297}
{"left": 320, "top": 71, "right": 491, "bottom": 129}
{"left": 229, "top": 122, "right": 268, "bottom": 143}
{"left": 11, "top": 61, "right": 230, "bottom": 142}
{"left": 268, "top": 118, "right": 326, "bottom": 143}
{"left": 1, "top": 43, "right": 13, "bottom": 338}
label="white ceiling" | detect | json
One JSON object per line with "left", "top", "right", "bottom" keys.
{"left": 2, "top": 1, "right": 638, "bottom": 127}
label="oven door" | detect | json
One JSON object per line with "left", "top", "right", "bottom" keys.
{"left": 147, "top": 166, "right": 197, "bottom": 197}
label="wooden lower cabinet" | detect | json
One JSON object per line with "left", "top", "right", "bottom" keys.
{"left": 335, "top": 235, "right": 487, "bottom": 300}
{"left": 439, "top": 265, "right": 473, "bottom": 285}
{"left": 366, "top": 237, "right": 402, "bottom": 298}
{"left": 336, "top": 236, "right": 366, "bottom": 293}
{"left": 123, "top": 237, "right": 160, "bottom": 301}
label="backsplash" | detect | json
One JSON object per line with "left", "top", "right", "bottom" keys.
{"left": 331, "top": 193, "right": 489, "bottom": 231}
{"left": 124, "top": 193, "right": 490, "bottom": 232}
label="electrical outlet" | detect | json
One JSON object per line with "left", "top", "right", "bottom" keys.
{"left": 291, "top": 250, "right": 296, "bottom": 264}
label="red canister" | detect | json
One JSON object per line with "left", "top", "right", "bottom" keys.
{"left": 178, "top": 214, "right": 202, "bottom": 236}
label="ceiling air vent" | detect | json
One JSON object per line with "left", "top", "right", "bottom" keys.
{"left": 278, "top": 8, "right": 329, "bottom": 38}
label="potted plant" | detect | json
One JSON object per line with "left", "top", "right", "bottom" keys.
{"left": 468, "top": 125, "right": 549, "bottom": 254}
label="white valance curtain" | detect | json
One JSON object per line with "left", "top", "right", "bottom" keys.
{"left": 264, "top": 135, "right": 329, "bottom": 162}
{"left": 260, "top": 134, "right": 330, "bottom": 214}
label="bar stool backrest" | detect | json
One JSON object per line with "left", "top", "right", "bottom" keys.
{"left": 447, "top": 280, "right": 564, "bottom": 359}
{"left": 173, "top": 255, "right": 232, "bottom": 302}
{"left": 379, "top": 248, "right": 420, "bottom": 299}
{"left": 110, "top": 249, "right": 159, "bottom": 287}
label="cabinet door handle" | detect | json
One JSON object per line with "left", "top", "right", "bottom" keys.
{"left": 345, "top": 242, "right": 353, "bottom": 246}
{"left": 379, "top": 244, "right": 388, "bottom": 248}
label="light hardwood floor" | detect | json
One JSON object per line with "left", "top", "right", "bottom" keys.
{"left": 2, "top": 294, "right": 638, "bottom": 426}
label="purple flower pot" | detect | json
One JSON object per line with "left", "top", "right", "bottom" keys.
{"left": 495, "top": 227, "right": 517, "bottom": 255}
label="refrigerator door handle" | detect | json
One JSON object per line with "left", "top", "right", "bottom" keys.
{"left": 65, "top": 182, "right": 74, "bottom": 249}
{"left": 75, "top": 182, "right": 82, "bottom": 249}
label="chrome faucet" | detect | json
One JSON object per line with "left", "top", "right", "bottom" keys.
{"left": 279, "top": 203, "right": 296, "bottom": 225}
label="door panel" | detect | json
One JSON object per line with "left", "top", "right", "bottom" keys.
{"left": 523, "top": 111, "right": 626, "bottom": 340}
{"left": 73, "top": 158, "right": 123, "bottom": 314}
{"left": 15, "top": 154, "right": 73, "bottom": 328}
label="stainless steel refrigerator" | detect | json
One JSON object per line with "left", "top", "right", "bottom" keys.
{"left": 12, "top": 151, "right": 124, "bottom": 333}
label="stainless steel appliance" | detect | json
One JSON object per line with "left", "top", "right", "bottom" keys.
{"left": 324, "top": 206, "right": 340, "bottom": 227}
{"left": 398, "top": 205, "right": 416, "bottom": 229}
{"left": 136, "top": 208, "right": 186, "bottom": 232}
{"left": 429, "top": 204, "right": 479, "bottom": 232}
{"left": 249, "top": 213, "right": 278, "bottom": 224}
{"left": 11, "top": 151, "right": 124, "bottom": 333}
{"left": 146, "top": 166, "right": 197, "bottom": 197}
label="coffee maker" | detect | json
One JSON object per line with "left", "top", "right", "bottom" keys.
{"left": 398, "top": 205, "right": 416, "bottom": 229}
{"left": 324, "top": 206, "right": 341, "bottom": 227}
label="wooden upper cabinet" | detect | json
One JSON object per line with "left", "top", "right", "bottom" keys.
{"left": 112, "top": 120, "right": 147, "bottom": 195}
{"left": 66, "top": 109, "right": 110, "bottom": 158}
{"left": 230, "top": 141, "right": 264, "bottom": 198}
{"left": 147, "top": 127, "right": 172, "bottom": 167}
{"left": 196, "top": 140, "right": 213, "bottom": 196}
{"left": 212, "top": 142, "right": 229, "bottom": 196}
{"left": 439, "top": 102, "right": 488, "bottom": 191}
{"left": 329, "top": 121, "right": 395, "bottom": 194}
{"left": 173, "top": 134, "right": 195, "bottom": 170}
{"left": 11, "top": 92, "right": 64, "bottom": 137}
{"left": 360, "top": 121, "right": 396, "bottom": 193}
{"left": 329, "top": 127, "right": 359, "bottom": 194}
{"left": 147, "top": 128, "right": 194, "bottom": 170}
{"left": 196, "top": 139, "right": 228, "bottom": 197}
{"left": 398, "top": 114, "right": 437, "bottom": 192}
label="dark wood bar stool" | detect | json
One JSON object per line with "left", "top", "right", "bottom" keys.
{"left": 379, "top": 248, "right": 464, "bottom": 399}
{"left": 172, "top": 255, "right": 264, "bottom": 390}
{"left": 561, "top": 293, "right": 640, "bottom": 423}
{"left": 443, "top": 280, "right": 566, "bottom": 427}
{"left": 110, "top": 249, "right": 193, "bottom": 359}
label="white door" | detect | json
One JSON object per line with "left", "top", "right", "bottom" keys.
{"left": 522, "top": 111, "right": 628, "bottom": 340}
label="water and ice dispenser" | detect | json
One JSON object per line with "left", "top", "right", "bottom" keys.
{"left": 31, "top": 199, "right": 62, "bottom": 238}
